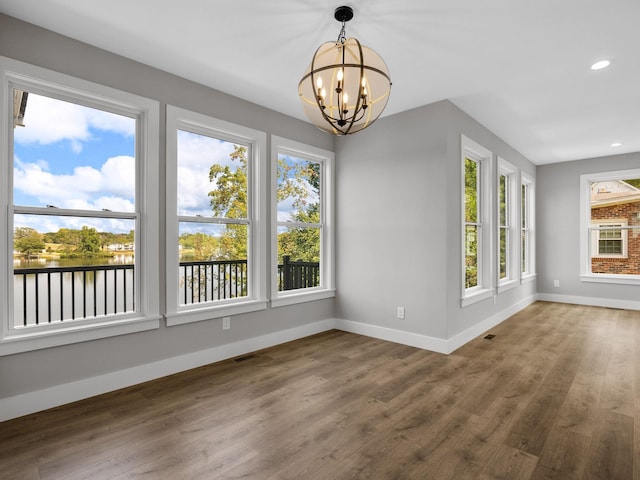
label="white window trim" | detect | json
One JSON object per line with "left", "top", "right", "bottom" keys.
{"left": 0, "top": 56, "right": 160, "bottom": 356}
{"left": 520, "top": 173, "right": 536, "bottom": 284}
{"left": 590, "top": 220, "right": 628, "bottom": 258}
{"left": 165, "top": 106, "right": 267, "bottom": 326}
{"left": 270, "top": 136, "right": 335, "bottom": 308}
{"left": 461, "top": 135, "right": 494, "bottom": 307}
{"left": 497, "top": 157, "right": 519, "bottom": 293}
{"left": 580, "top": 169, "right": 640, "bottom": 285}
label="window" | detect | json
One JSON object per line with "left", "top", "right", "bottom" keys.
{"left": 166, "top": 106, "right": 267, "bottom": 325}
{"left": 1, "top": 57, "right": 160, "bottom": 355}
{"left": 580, "top": 170, "right": 640, "bottom": 283}
{"left": 498, "top": 173, "right": 508, "bottom": 280}
{"left": 592, "top": 221, "right": 626, "bottom": 257}
{"left": 465, "top": 157, "right": 480, "bottom": 288}
{"left": 461, "top": 135, "right": 493, "bottom": 306}
{"left": 521, "top": 173, "right": 535, "bottom": 281}
{"left": 497, "top": 158, "right": 519, "bottom": 290}
{"left": 271, "top": 136, "right": 334, "bottom": 307}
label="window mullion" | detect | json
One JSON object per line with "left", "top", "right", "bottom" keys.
{"left": 14, "top": 205, "right": 137, "bottom": 220}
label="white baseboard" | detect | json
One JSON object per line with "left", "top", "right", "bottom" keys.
{"left": 537, "top": 293, "right": 640, "bottom": 311}
{"left": 335, "top": 294, "right": 538, "bottom": 355}
{"left": 0, "top": 319, "right": 335, "bottom": 423}
{"left": 334, "top": 318, "right": 451, "bottom": 353}
{"left": 444, "top": 294, "right": 538, "bottom": 353}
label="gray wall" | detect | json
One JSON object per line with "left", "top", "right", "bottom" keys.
{"left": 335, "top": 102, "right": 450, "bottom": 339}
{"left": 0, "top": 14, "right": 334, "bottom": 399}
{"left": 537, "top": 152, "right": 640, "bottom": 302}
{"left": 335, "top": 101, "right": 537, "bottom": 341}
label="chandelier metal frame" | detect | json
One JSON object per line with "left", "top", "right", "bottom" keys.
{"left": 298, "top": 6, "right": 392, "bottom": 135}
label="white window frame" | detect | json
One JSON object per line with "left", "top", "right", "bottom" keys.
{"left": 0, "top": 56, "right": 160, "bottom": 355}
{"left": 520, "top": 173, "right": 536, "bottom": 283}
{"left": 580, "top": 169, "right": 640, "bottom": 285}
{"left": 461, "top": 135, "right": 493, "bottom": 307}
{"left": 270, "top": 136, "right": 335, "bottom": 307}
{"left": 165, "top": 106, "right": 267, "bottom": 326}
{"left": 497, "top": 157, "right": 519, "bottom": 292}
{"left": 591, "top": 220, "right": 628, "bottom": 258}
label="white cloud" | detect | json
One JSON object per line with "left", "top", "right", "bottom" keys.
{"left": 177, "top": 130, "right": 238, "bottom": 216}
{"left": 14, "top": 92, "right": 134, "bottom": 149}
{"left": 14, "top": 155, "right": 135, "bottom": 211}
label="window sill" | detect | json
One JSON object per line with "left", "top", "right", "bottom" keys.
{"left": 461, "top": 288, "right": 494, "bottom": 308}
{"left": 497, "top": 279, "right": 519, "bottom": 294}
{"left": 520, "top": 273, "right": 537, "bottom": 285}
{"left": 0, "top": 315, "right": 161, "bottom": 356}
{"left": 580, "top": 274, "right": 640, "bottom": 286}
{"left": 271, "top": 288, "right": 336, "bottom": 308}
{"left": 166, "top": 299, "right": 268, "bottom": 326}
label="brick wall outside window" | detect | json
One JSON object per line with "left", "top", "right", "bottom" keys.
{"left": 591, "top": 200, "right": 640, "bottom": 274}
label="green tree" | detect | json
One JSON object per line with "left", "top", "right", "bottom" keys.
{"left": 79, "top": 226, "right": 101, "bottom": 255}
{"left": 276, "top": 158, "right": 321, "bottom": 262}
{"left": 208, "top": 145, "right": 248, "bottom": 260}
{"left": 179, "top": 232, "right": 218, "bottom": 261}
{"left": 48, "top": 227, "right": 81, "bottom": 252}
{"left": 14, "top": 227, "right": 45, "bottom": 257}
{"left": 206, "top": 148, "right": 322, "bottom": 263}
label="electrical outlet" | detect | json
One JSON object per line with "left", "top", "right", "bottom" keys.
{"left": 553, "top": 280, "right": 560, "bottom": 288}
{"left": 222, "top": 317, "right": 231, "bottom": 330}
{"left": 396, "top": 306, "right": 405, "bottom": 319}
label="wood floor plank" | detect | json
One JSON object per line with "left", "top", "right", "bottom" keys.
{"left": 582, "top": 409, "right": 634, "bottom": 480}
{"left": 2, "top": 302, "right": 640, "bottom": 479}
{"left": 505, "top": 345, "right": 582, "bottom": 456}
{"left": 528, "top": 428, "right": 590, "bottom": 480}
{"left": 554, "top": 370, "right": 604, "bottom": 438}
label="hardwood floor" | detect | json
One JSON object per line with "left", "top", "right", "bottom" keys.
{"left": 1, "top": 301, "right": 639, "bottom": 479}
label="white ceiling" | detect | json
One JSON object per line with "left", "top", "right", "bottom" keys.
{"left": 1, "top": 0, "right": 638, "bottom": 165}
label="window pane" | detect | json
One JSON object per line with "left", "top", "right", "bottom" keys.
{"left": 599, "top": 227, "right": 622, "bottom": 240}
{"left": 178, "top": 222, "right": 248, "bottom": 304}
{"left": 13, "top": 214, "right": 135, "bottom": 327}
{"left": 499, "top": 227, "right": 507, "bottom": 279}
{"left": 589, "top": 178, "right": 640, "bottom": 274}
{"left": 177, "top": 130, "right": 247, "bottom": 219}
{"left": 277, "top": 226, "right": 320, "bottom": 291}
{"left": 465, "top": 225, "right": 478, "bottom": 288}
{"left": 13, "top": 90, "right": 136, "bottom": 212}
{"left": 464, "top": 158, "right": 478, "bottom": 223}
{"left": 521, "top": 230, "right": 527, "bottom": 273}
{"left": 277, "top": 155, "right": 320, "bottom": 224}
{"left": 521, "top": 184, "right": 527, "bottom": 229}
{"left": 499, "top": 174, "right": 507, "bottom": 226}
{"left": 598, "top": 239, "right": 622, "bottom": 254}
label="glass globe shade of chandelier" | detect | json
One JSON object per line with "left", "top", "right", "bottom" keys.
{"left": 298, "top": 6, "right": 392, "bottom": 135}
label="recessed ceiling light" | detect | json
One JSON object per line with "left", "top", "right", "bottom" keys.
{"left": 591, "top": 60, "right": 611, "bottom": 70}
{"left": 611, "top": 142, "right": 622, "bottom": 147}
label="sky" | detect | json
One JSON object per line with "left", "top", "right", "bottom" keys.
{"left": 13, "top": 92, "right": 135, "bottom": 234}
{"left": 13, "top": 91, "right": 319, "bottom": 237}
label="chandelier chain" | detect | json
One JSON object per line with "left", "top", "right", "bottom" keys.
{"left": 337, "top": 22, "right": 347, "bottom": 44}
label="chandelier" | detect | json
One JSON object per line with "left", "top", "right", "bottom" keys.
{"left": 298, "top": 6, "right": 392, "bottom": 135}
